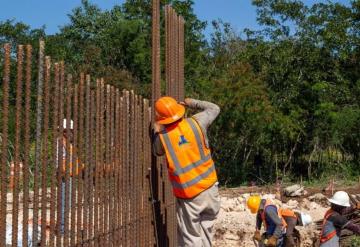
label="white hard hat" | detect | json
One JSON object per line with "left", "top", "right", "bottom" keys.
{"left": 328, "top": 191, "right": 350, "bottom": 207}
{"left": 300, "top": 213, "right": 312, "bottom": 226}
{"left": 63, "top": 119, "right": 74, "bottom": 130}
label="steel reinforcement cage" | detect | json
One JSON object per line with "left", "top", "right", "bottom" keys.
{"left": 0, "top": 1, "right": 184, "bottom": 246}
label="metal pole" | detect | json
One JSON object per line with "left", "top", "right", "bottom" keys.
{"left": 12, "top": 45, "right": 24, "bottom": 247}
{"left": 33, "top": 39, "right": 45, "bottom": 245}
{"left": 22, "top": 44, "right": 32, "bottom": 247}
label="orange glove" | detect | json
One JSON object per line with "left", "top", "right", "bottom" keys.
{"left": 265, "top": 236, "right": 278, "bottom": 247}
{"left": 253, "top": 230, "right": 261, "bottom": 241}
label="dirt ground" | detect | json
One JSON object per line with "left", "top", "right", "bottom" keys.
{"left": 213, "top": 185, "right": 360, "bottom": 247}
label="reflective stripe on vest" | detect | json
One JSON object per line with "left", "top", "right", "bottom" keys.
{"left": 261, "top": 200, "right": 287, "bottom": 233}
{"left": 320, "top": 209, "right": 337, "bottom": 243}
{"left": 159, "top": 118, "right": 217, "bottom": 199}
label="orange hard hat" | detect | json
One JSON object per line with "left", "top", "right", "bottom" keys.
{"left": 247, "top": 195, "right": 261, "bottom": 214}
{"left": 155, "top": 96, "right": 185, "bottom": 125}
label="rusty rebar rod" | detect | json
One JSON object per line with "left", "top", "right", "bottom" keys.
{"left": 179, "top": 16, "right": 185, "bottom": 102}
{"left": 49, "top": 62, "right": 60, "bottom": 247}
{"left": 152, "top": 0, "right": 161, "bottom": 122}
{"left": 33, "top": 39, "right": 45, "bottom": 245}
{"left": 99, "top": 80, "right": 105, "bottom": 244}
{"left": 22, "top": 44, "right": 32, "bottom": 247}
{"left": 165, "top": 5, "right": 170, "bottom": 97}
{"left": 63, "top": 74, "right": 73, "bottom": 247}
{"left": 70, "top": 84, "right": 78, "bottom": 246}
{"left": 119, "top": 94, "right": 125, "bottom": 245}
{"left": 56, "top": 61, "right": 65, "bottom": 247}
{"left": 0, "top": 43, "right": 10, "bottom": 247}
{"left": 40, "top": 56, "right": 51, "bottom": 247}
{"left": 12, "top": 45, "right": 24, "bottom": 247}
{"left": 76, "top": 73, "right": 84, "bottom": 244}
{"left": 113, "top": 89, "right": 120, "bottom": 245}
{"left": 84, "top": 75, "right": 91, "bottom": 244}
{"left": 105, "top": 84, "right": 111, "bottom": 245}
{"left": 89, "top": 88, "right": 96, "bottom": 247}
{"left": 109, "top": 86, "right": 116, "bottom": 245}
{"left": 94, "top": 79, "right": 100, "bottom": 244}
{"left": 175, "top": 10, "right": 179, "bottom": 99}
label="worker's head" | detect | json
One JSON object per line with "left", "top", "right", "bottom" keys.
{"left": 247, "top": 195, "right": 261, "bottom": 214}
{"left": 296, "top": 212, "right": 312, "bottom": 226}
{"left": 155, "top": 96, "right": 185, "bottom": 125}
{"left": 328, "top": 191, "right": 350, "bottom": 207}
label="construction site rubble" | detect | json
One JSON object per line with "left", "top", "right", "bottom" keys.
{"left": 284, "top": 184, "right": 308, "bottom": 197}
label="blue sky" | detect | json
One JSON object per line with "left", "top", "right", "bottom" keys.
{"left": 0, "top": 0, "right": 351, "bottom": 39}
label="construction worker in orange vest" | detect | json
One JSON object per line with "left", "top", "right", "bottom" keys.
{"left": 57, "top": 119, "right": 83, "bottom": 234}
{"left": 153, "top": 96, "right": 220, "bottom": 247}
{"left": 247, "top": 195, "right": 312, "bottom": 247}
{"left": 319, "top": 191, "right": 360, "bottom": 247}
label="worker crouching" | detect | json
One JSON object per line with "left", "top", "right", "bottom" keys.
{"left": 247, "top": 195, "right": 312, "bottom": 247}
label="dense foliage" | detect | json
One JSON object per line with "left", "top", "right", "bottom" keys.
{"left": 0, "top": 0, "right": 359, "bottom": 185}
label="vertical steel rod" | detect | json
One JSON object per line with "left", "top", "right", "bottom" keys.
{"left": 70, "top": 84, "right": 78, "bottom": 246}
{"left": 49, "top": 62, "right": 59, "bottom": 247}
{"left": 22, "top": 44, "right": 32, "bottom": 247}
{"left": 152, "top": 0, "right": 161, "bottom": 121}
{"left": 76, "top": 73, "right": 84, "bottom": 244}
{"left": 0, "top": 43, "right": 10, "bottom": 247}
{"left": 12, "top": 45, "right": 24, "bottom": 247}
{"left": 33, "top": 40, "right": 45, "bottom": 245}
{"left": 40, "top": 56, "right": 51, "bottom": 246}
{"left": 64, "top": 74, "right": 72, "bottom": 247}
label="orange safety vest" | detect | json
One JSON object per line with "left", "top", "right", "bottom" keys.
{"left": 60, "top": 139, "right": 84, "bottom": 177}
{"left": 159, "top": 118, "right": 217, "bottom": 199}
{"left": 320, "top": 209, "right": 337, "bottom": 243}
{"left": 279, "top": 208, "right": 298, "bottom": 219}
{"left": 261, "top": 200, "right": 289, "bottom": 231}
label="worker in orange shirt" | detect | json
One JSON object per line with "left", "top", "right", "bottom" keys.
{"left": 153, "top": 97, "right": 221, "bottom": 247}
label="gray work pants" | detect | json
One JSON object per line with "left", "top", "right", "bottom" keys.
{"left": 176, "top": 182, "right": 220, "bottom": 247}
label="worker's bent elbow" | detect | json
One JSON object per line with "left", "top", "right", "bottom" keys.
{"left": 214, "top": 104, "right": 220, "bottom": 115}
{"left": 211, "top": 104, "right": 220, "bottom": 119}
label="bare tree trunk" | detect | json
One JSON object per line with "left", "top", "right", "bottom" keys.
{"left": 308, "top": 138, "right": 318, "bottom": 179}
{"left": 275, "top": 153, "right": 278, "bottom": 181}
{"left": 283, "top": 133, "right": 301, "bottom": 176}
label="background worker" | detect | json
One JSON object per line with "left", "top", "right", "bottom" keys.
{"left": 319, "top": 191, "right": 360, "bottom": 247}
{"left": 57, "top": 119, "right": 73, "bottom": 234}
{"left": 57, "top": 119, "right": 83, "bottom": 234}
{"left": 247, "top": 195, "right": 312, "bottom": 247}
{"left": 153, "top": 96, "right": 220, "bottom": 247}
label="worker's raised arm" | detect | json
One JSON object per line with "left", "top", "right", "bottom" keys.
{"left": 185, "top": 98, "right": 220, "bottom": 130}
